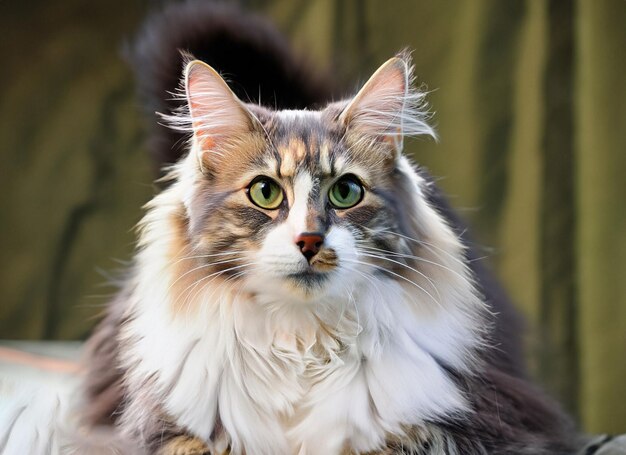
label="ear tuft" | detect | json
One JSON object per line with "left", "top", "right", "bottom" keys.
{"left": 160, "top": 59, "right": 258, "bottom": 160}
{"left": 340, "top": 53, "right": 436, "bottom": 151}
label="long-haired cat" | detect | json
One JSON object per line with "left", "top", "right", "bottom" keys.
{"left": 74, "top": 3, "right": 582, "bottom": 455}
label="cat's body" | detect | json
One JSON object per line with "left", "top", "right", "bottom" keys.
{"left": 81, "top": 3, "right": 578, "bottom": 454}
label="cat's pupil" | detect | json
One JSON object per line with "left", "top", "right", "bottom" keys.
{"left": 338, "top": 181, "right": 350, "bottom": 199}
{"left": 260, "top": 182, "right": 272, "bottom": 199}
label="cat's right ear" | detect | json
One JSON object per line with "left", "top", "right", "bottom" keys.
{"left": 339, "top": 55, "right": 436, "bottom": 153}
{"left": 183, "top": 60, "right": 258, "bottom": 164}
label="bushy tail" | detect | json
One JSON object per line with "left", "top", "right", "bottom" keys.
{"left": 128, "top": 0, "right": 337, "bottom": 167}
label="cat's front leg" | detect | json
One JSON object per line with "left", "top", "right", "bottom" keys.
{"left": 144, "top": 418, "right": 228, "bottom": 455}
{"left": 155, "top": 434, "right": 213, "bottom": 455}
{"left": 120, "top": 394, "right": 219, "bottom": 455}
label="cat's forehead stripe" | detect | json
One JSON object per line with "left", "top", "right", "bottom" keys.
{"left": 270, "top": 110, "right": 339, "bottom": 178}
{"left": 318, "top": 141, "right": 332, "bottom": 175}
{"left": 278, "top": 138, "right": 307, "bottom": 177}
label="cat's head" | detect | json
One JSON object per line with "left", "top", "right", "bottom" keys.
{"left": 163, "top": 53, "right": 460, "bottom": 307}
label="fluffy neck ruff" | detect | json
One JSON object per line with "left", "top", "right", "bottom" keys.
{"left": 118, "top": 158, "right": 489, "bottom": 455}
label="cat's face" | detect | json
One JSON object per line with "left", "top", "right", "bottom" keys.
{"left": 173, "top": 56, "right": 436, "bottom": 302}
{"left": 186, "top": 109, "right": 406, "bottom": 301}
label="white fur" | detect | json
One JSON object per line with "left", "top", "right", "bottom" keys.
{"left": 0, "top": 379, "right": 138, "bottom": 455}
{"left": 116, "top": 150, "right": 486, "bottom": 455}
{"left": 0, "top": 380, "right": 71, "bottom": 454}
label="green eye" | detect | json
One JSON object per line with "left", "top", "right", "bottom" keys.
{"left": 329, "top": 175, "right": 364, "bottom": 209}
{"left": 248, "top": 177, "right": 284, "bottom": 209}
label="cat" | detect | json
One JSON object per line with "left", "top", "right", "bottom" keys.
{"left": 79, "top": 3, "right": 581, "bottom": 454}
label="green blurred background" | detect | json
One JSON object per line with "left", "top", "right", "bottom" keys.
{"left": 0, "top": 0, "right": 624, "bottom": 435}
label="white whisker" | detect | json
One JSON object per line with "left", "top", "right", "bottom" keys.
{"left": 342, "top": 258, "right": 442, "bottom": 308}
{"left": 357, "top": 245, "right": 467, "bottom": 281}
{"left": 173, "top": 262, "right": 257, "bottom": 311}
{"left": 356, "top": 251, "right": 441, "bottom": 300}
{"left": 167, "top": 256, "right": 245, "bottom": 293}
{"left": 365, "top": 226, "right": 466, "bottom": 266}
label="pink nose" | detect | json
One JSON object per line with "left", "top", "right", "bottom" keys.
{"left": 295, "top": 232, "right": 324, "bottom": 261}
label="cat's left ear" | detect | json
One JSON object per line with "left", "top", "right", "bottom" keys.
{"left": 181, "top": 59, "right": 260, "bottom": 166}
{"left": 340, "top": 54, "right": 436, "bottom": 152}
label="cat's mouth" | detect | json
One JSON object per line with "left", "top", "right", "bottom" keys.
{"left": 286, "top": 269, "right": 332, "bottom": 288}
{"left": 285, "top": 248, "right": 338, "bottom": 288}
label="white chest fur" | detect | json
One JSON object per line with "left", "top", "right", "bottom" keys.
{"left": 122, "top": 275, "right": 472, "bottom": 455}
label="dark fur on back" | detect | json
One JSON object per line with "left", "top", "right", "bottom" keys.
{"left": 385, "top": 367, "right": 581, "bottom": 454}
